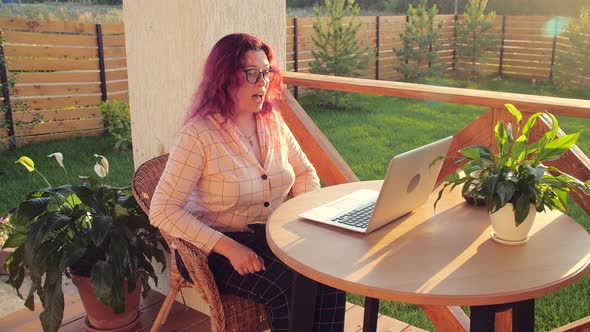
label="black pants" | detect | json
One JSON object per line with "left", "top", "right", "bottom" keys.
{"left": 207, "top": 225, "right": 346, "bottom": 332}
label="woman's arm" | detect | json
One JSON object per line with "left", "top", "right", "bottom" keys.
{"left": 149, "top": 124, "right": 223, "bottom": 254}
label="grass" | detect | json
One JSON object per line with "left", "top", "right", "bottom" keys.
{"left": 0, "top": 3, "right": 406, "bottom": 23}
{"left": 0, "top": 2, "right": 123, "bottom": 23}
{"left": 1, "top": 78, "right": 589, "bottom": 331}
{"left": 0, "top": 135, "right": 134, "bottom": 216}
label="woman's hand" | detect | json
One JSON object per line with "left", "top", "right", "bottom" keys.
{"left": 213, "top": 236, "right": 266, "bottom": 275}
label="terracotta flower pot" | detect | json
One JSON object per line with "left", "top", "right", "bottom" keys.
{"left": 71, "top": 274, "right": 141, "bottom": 332}
{"left": 489, "top": 203, "right": 536, "bottom": 245}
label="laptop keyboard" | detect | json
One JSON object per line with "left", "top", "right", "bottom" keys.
{"left": 331, "top": 202, "right": 376, "bottom": 229}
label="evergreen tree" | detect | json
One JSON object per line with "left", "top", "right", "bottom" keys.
{"left": 454, "top": 0, "right": 499, "bottom": 80}
{"left": 556, "top": 7, "right": 590, "bottom": 89}
{"left": 310, "top": 0, "right": 373, "bottom": 108}
{"left": 310, "top": 0, "right": 372, "bottom": 78}
{"left": 395, "top": 0, "right": 444, "bottom": 81}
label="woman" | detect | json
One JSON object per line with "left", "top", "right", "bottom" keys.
{"left": 150, "top": 33, "right": 346, "bottom": 331}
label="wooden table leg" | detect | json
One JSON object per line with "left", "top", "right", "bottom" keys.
{"left": 363, "top": 297, "right": 379, "bottom": 332}
{"left": 470, "top": 300, "right": 535, "bottom": 332}
{"left": 470, "top": 305, "right": 497, "bottom": 332}
{"left": 511, "top": 299, "right": 535, "bottom": 332}
{"left": 288, "top": 272, "right": 318, "bottom": 332}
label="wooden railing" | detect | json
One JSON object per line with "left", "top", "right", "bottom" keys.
{"left": 280, "top": 71, "right": 590, "bottom": 332}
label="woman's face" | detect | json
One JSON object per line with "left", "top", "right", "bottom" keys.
{"left": 235, "top": 50, "right": 271, "bottom": 116}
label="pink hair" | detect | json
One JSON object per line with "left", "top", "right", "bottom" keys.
{"left": 184, "top": 33, "right": 284, "bottom": 125}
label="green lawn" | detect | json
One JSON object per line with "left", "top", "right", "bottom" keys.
{"left": 0, "top": 135, "right": 134, "bottom": 216}
{"left": 1, "top": 77, "right": 589, "bottom": 331}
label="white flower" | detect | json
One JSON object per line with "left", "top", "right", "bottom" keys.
{"left": 47, "top": 152, "right": 64, "bottom": 168}
{"left": 94, "top": 163, "right": 108, "bottom": 178}
{"left": 93, "top": 154, "right": 109, "bottom": 176}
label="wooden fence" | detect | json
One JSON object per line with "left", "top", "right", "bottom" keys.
{"left": 0, "top": 17, "right": 128, "bottom": 148}
{"left": 0, "top": 15, "right": 586, "bottom": 148}
{"left": 287, "top": 15, "right": 582, "bottom": 82}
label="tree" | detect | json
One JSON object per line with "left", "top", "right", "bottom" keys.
{"left": 555, "top": 7, "right": 590, "bottom": 89}
{"left": 394, "top": 0, "right": 444, "bottom": 81}
{"left": 310, "top": 0, "right": 373, "bottom": 108}
{"left": 454, "top": 0, "right": 499, "bottom": 80}
{"left": 310, "top": 0, "right": 372, "bottom": 78}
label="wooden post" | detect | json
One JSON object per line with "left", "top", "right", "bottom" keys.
{"left": 452, "top": 14, "right": 457, "bottom": 72}
{"left": 498, "top": 16, "right": 506, "bottom": 78}
{"left": 0, "top": 30, "right": 16, "bottom": 149}
{"left": 293, "top": 17, "right": 299, "bottom": 99}
{"left": 549, "top": 17, "right": 558, "bottom": 80}
{"left": 375, "top": 16, "right": 380, "bottom": 80}
{"left": 404, "top": 15, "right": 409, "bottom": 79}
{"left": 96, "top": 24, "right": 107, "bottom": 102}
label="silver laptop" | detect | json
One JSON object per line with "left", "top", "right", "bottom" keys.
{"left": 298, "top": 136, "right": 453, "bottom": 234}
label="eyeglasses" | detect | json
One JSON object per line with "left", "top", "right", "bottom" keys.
{"left": 243, "top": 68, "right": 277, "bottom": 84}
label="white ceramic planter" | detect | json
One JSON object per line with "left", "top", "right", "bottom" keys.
{"left": 489, "top": 203, "right": 536, "bottom": 244}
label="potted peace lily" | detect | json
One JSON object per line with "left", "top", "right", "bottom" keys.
{"left": 434, "top": 104, "right": 590, "bottom": 244}
{"left": 3, "top": 153, "right": 168, "bottom": 332}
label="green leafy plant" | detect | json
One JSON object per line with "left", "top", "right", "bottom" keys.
{"left": 99, "top": 100, "right": 132, "bottom": 150}
{"left": 434, "top": 104, "right": 590, "bottom": 225}
{"left": 3, "top": 153, "right": 168, "bottom": 332}
{"left": 395, "top": 0, "right": 444, "bottom": 81}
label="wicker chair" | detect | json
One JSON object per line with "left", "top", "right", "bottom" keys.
{"left": 131, "top": 154, "right": 268, "bottom": 332}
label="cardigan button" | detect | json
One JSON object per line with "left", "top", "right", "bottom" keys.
{"left": 264, "top": 202, "right": 270, "bottom": 207}
{"left": 261, "top": 174, "right": 268, "bottom": 180}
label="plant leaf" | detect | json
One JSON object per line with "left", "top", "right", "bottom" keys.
{"left": 39, "top": 263, "right": 64, "bottom": 332}
{"left": 459, "top": 146, "right": 485, "bottom": 163}
{"left": 91, "top": 260, "right": 113, "bottom": 307}
{"left": 496, "top": 181, "right": 515, "bottom": 205}
{"left": 16, "top": 197, "right": 50, "bottom": 226}
{"left": 505, "top": 104, "right": 522, "bottom": 124}
{"left": 3, "top": 231, "right": 25, "bottom": 248}
{"left": 494, "top": 121, "right": 508, "bottom": 155}
{"left": 522, "top": 112, "right": 542, "bottom": 138}
{"left": 513, "top": 195, "right": 531, "bottom": 226}
{"left": 71, "top": 185, "right": 97, "bottom": 210}
{"left": 510, "top": 135, "right": 528, "bottom": 163}
{"left": 90, "top": 214, "right": 113, "bottom": 246}
{"left": 59, "top": 247, "right": 87, "bottom": 272}
{"left": 528, "top": 164, "right": 546, "bottom": 182}
{"left": 536, "top": 132, "right": 580, "bottom": 163}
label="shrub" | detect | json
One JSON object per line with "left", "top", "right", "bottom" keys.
{"left": 99, "top": 100, "right": 132, "bottom": 150}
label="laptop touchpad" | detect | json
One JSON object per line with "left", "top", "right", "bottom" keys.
{"left": 328, "top": 198, "right": 364, "bottom": 211}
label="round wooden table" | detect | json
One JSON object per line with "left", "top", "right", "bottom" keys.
{"left": 266, "top": 181, "right": 590, "bottom": 331}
